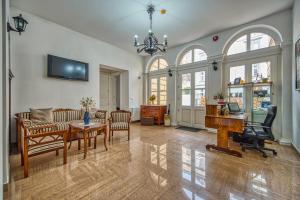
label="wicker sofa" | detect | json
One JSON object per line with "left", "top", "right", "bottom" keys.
{"left": 15, "top": 108, "right": 107, "bottom": 177}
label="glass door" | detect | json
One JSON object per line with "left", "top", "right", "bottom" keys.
{"left": 177, "top": 68, "right": 207, "bottom": 128}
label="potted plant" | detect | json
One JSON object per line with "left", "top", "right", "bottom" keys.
{"left": 149, "top": 94, "right": 156, "bottom": 105}
{"left": 80, "top": 97, "right": 95, "bottom": 125}
{"left": 213, "top": 92, "right": 225, "bottom": 105}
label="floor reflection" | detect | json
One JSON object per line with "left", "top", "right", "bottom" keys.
{"left": 250, "top": 172, "right": 268, "bottom": 196}
{"left": 182, "top": 146, "right": 206, "bottom": 188}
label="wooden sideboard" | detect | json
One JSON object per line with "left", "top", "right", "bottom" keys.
{"left": 140, "top": 105, "right": 167, "bottom": 125}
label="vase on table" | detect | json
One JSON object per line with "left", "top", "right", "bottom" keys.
{"left": 83, "top": 111, "right": 90, "bottom": 125}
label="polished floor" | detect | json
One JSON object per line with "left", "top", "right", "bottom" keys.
{"left": 5, "top": 124, "right": 300, "bottom": 200}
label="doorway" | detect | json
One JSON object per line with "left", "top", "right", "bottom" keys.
{"left": 177, "top": 67, "right": 208, "bottom": 128}
{"left": 100, "top": 67, "right": 121, "bottom": 114}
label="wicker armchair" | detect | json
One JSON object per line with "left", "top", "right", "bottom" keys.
{"left": 20, "top": 119, "right": 68, "bottom": 178}
{"left": 108, "top": 110, "right": 131, "bottom": 142}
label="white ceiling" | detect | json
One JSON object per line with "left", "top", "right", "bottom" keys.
{"left": 11, "top": 0, "right": 293, "bottom": 54}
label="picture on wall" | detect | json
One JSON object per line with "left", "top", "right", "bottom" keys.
{"left": 296, "top": 38, "right": 300, "bottom": 90}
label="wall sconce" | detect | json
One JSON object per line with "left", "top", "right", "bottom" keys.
{"left": 168, "top": 69, "right": 173, "bottom": 77}
{"left": 212, "top": 61, "right": 218, "bottom": 71}
{"left": 7, "top": 14, "right": 28, "bottom": 35}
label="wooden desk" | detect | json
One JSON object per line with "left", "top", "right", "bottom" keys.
{"left": 205, "top": 114, "right": 247, "bottom": 157}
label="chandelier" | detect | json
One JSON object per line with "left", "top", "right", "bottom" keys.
{"left": 134, "top": 4, "right": 168, "bottom": 56}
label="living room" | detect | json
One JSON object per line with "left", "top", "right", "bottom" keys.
{"left": 1, "top": 0, "right": 300, "bottom": 199}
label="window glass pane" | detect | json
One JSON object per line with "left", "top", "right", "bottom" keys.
{"left": 182, "top": 73, "right": 191, "bottom": 89}
{"left": 252, "top": 62, "right": 271, "bottom": 82}
{"left": 159, "top": 59, "right": 168, "bottom": 69}
{"left": 194, "top": 49, "right": 207, "bottom": 62}
{"left": 182, "top": 90, "right": 191, "bottom": 106}
{"left": 150, "top": 78, "right": 158, "bottom": 104}
{"left": 182, "top": 73, "right": 191, "bottom": 106}
{"left": 195, "top": 89, "right": 206, "bottom": 107}
{"left": 229, "top": 87, "right": 244, "bottom": 109}
{"left": 253, "top": 86, "right": 271, "bottom": 110}
{"left": 250, "top": 33, "right": 275, "bottom": 51}
{"left": 195, "top": 71, "right": 206, "bottom": 107}
{"left": 150, "top": 59, "right": 159, "bottom": 71}
{"left": 159, "top": 77, "right": 167, "bottom": 105}
{"left": 230, "top": 65, "right": 245, "bottom": 84}
{"left": 195, "top": 71, "right": 205, "bottom": 89}
{"left": 227, "top": 35, "right": 247, "bottom": 55}
{"left": 180, "top": 50, "right": 192, "bottom": 65}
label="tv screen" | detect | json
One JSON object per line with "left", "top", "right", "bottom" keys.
{"left": 47, "top": 55, "right": 89, "bottom": 81}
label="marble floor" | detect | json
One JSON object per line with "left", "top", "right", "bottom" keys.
{"left": 5, "top": 124, "right": 300, "bottom": 200}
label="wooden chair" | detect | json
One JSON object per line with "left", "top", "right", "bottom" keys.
{"left": 20, "top": 120, "right": 68, "bottom": 178}
{"left": 108, "top": 110, "right": 131, "bottom": 142}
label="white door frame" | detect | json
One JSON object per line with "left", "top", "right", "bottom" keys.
{"left": 177, "top": 67, "right": 208, "bottom": 128}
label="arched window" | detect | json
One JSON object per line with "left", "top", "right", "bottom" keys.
{"left": 150, "top": 58, "right": 168, "bottom": 72}
{"left": 179, "top": 48, "right": 207, "bottom": 65}
{"left": 227, "top": 33, "right": 275, "bottom": 56}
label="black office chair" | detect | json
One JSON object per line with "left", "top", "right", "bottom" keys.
{"left": 240, "top": 106, "right": 277, "bottom": 158}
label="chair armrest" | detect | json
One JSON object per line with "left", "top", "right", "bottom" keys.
{"left": 246, "top": 124, "right": 271, "bottom": 129}
{"left": 245, "top": 121, "right": 262, "bottom": 124}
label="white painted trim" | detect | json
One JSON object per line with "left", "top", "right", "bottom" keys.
{"left": 279, "top": 138, "right": 292, "bottom": 145}
{"left": 175, "top": 44, "right": 209, "bottom": 66}
{"left": 292, "top": 143, "right": 300, "bottom": 154}
{"left": 222, "top": 24, "right": 283, "bottom": 54}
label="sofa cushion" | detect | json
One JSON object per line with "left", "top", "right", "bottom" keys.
{"left": 30, "top": 108, "right": 54, "bottom": 123}
{"left": 111, "top": 122, "right": 128, "bottom": 130}
{"left": 67, "top": 110, "right": 82, "bottom": 121}
{"left": 53, "top": 111, "right": 67, "bottom": 122}
{"left": 28, "top": 140, "right": 64, "bottom": 155}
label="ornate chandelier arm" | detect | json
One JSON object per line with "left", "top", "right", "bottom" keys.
{"left": 156, "top": 46, "right": 166, "bottom": 52}
{"left": 137, "top": 46, "right": 147, "bottom": 53}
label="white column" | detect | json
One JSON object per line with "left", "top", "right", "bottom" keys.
{"left": 280, "top": 42, "right": 293, "bottom": 145}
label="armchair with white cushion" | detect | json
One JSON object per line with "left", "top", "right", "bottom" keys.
{"left": 108, "top": 110, "right": 131, "bottom": 142}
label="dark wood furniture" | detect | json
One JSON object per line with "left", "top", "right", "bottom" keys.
{"left": 108, "top": 110, "right": 131, "bottom": 142}
{"left": 20, "top": 121, "right": 68, "bottom": 178}
{"left": 140, "top": 105, "right": 167, "bottom": 125}
{"left": 205, "top": 105, "right": 247, "bottom": 157}
{"left": 68, "top": 121, "right": 108, "bottom": 159}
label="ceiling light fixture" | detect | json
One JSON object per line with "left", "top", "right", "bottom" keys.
{"left": 133, "top": 4, "right": 168, "bottom": 56}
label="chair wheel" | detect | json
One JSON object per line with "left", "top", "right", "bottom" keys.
{"left": 242, "top": 147, "right": 245, "bottom": 152}
{"left": 263, "top": 154, "right": 267, "bottom": 158}
{"left": 273, "top": 151, "right": 277, "bottom": 155}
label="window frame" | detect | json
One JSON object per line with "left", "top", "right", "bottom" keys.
{"left": 149, "top": 58, "right": 169, "bottom": 72}
{"left": 148, "top": 74, "right": 168, "bottom": 105}
{"left": 226, "top": 32, "right": 276, "bottom": 56}
{"left": 179, "top": 48, "right": 208, "bottom": 66}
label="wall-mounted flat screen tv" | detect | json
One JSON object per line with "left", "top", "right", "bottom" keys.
{"left": 47, "top": 54, "right": 89, "bottom": 81}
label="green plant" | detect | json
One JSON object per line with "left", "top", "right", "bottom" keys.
{"left": 80, "top": 97, "right": 95, "bottom": 111}
{"left": 214, "top": 92, "right": 225, "bottom": 100}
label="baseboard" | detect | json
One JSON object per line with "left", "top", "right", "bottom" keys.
{"left": 292, "top": 142, "right": 300, "bottom": 154}
{"left": 279, "top": 138, "right": 292, "bottom": 145}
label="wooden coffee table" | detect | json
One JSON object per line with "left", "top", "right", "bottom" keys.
{"left": 68, "top": 121, "right": 108, "bottom": 159}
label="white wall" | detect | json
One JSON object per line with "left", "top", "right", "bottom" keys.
{"left": 10, "top": 8, "right": 143, "bottom": 143}
{"left": 292, "top": 0, "right": 300, "bottom": 152}
{"left": 144, "top": 9, "right": 293, "bottom": 142}
{"left": 2, "top": 0, "right": 10, "bottom": 188}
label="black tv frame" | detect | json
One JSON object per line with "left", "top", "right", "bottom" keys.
{"left": 47, "top": 54, "right": 89, "bottom": 81}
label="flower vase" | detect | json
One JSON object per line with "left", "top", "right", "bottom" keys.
{"left": 83, "top": 111, "right": 90, "bottom": 125}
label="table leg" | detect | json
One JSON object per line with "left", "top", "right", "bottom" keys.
{"left": 104, "top": 126, "right": 108, "bottom": 151}
{"left": 83, "top": 131, "right": 88, "bottom": 159}
{"left": 206, "top": 127, "right": 242, "bottom": 157}
{"left": 68, "top": 126, "right": 72, "bottom": 149}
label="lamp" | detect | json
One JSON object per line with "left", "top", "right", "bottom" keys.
{"left": 133, "top": 4, "right": 168, "bottom": 56}
{"left": 7, "top": 14, "right": 28, "bottom": 35}
{"left": 212, "top": 61, "right": 218, "bottom": 71}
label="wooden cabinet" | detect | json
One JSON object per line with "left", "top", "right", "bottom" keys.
{"left": 140, "top": 105, "right": 167, "bottom": 125}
